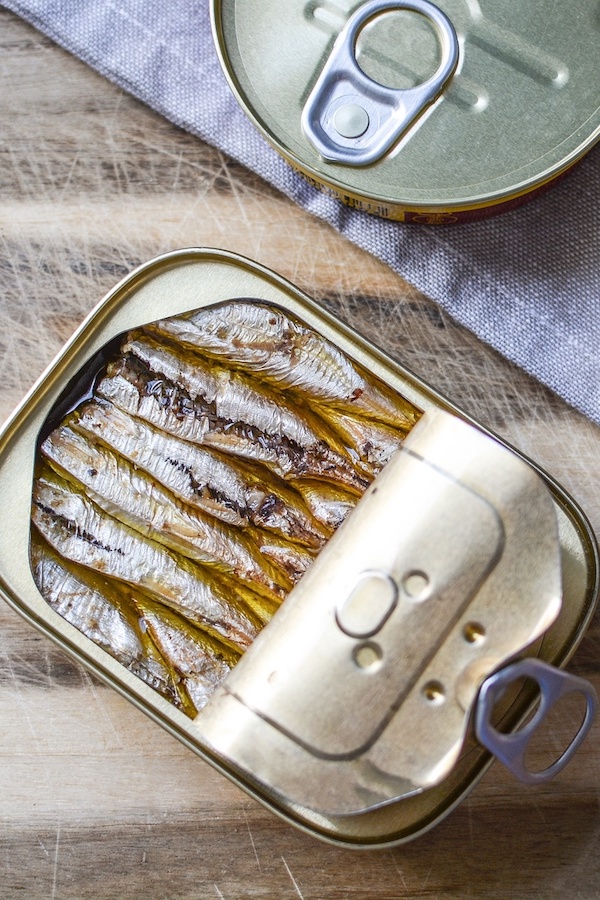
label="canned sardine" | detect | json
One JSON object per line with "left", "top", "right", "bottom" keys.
{"left": 0, "top": 249, "right": 597, "bottom": 847}
{"left": 211, "top": 1, "right": 600, "bottom": 223}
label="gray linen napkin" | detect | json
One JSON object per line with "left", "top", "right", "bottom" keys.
{"left": 4, "top": 0, "right": 600, "bottom": 423}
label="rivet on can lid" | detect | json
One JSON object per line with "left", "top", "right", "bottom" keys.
{"left": 333, "top": 103, "right": 370, "bottom": 138}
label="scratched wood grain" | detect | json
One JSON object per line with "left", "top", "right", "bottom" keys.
{"left": 2, "top": 8, "right": 600, "bottom": 899}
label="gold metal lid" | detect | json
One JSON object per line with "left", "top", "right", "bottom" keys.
{"left": 212, "top": 0, "right": 600, "bottom": 216}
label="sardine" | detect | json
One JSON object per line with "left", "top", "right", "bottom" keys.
{"left": 31, "top": 468, "right": 260, "bottom": 653}
{"left": 294, "top": 479, "right": 358, "bottom": 531}
{"left": 125, "top": 331, "right": 361, "bottom": 463}
{"left": 74, "top": 399, "right": 328, "bottom": 549}
{"left": 254, "top": 534, "right": 317, "bottom": 584}
{"left": 41, "top": 424, "right": 288, "bottom": 602}
{"left": 97, "top": 334, "right": 368, "bottom": 492}
{"left": 324, "top": 412, "right": 405, "bottom": 477}
{"left": 148, "top": 301, "right": 420, "bottom": 428}
{"left": 30, "top": 534, "right": 184, "bottom": 708}
{"left": 134, "top": 595, "right": 237, "bottom": 713}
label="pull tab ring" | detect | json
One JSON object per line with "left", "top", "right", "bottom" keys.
{"left": 475, "top": 658, "right": 597, "bottom": 784}
{"left": 301, "top": 0, "right": 459, "bottom": 165}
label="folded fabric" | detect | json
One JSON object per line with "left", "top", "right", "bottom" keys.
{"left": 5, "top": 0, "right": 600, "bottom": 423}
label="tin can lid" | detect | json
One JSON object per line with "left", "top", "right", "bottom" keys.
{"left": 212, "top": 1, "right": 600, "bottom": 215}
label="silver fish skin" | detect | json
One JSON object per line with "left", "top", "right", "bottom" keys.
{"left": 253, "top": 534, "right": 317, "bottom": 584}
{"left": 324, "top": 412, "right": 405, "bottom": 476}
{"left": 41, "top": 424, "right": 287, "bottom": 602}
{"left": 138, "top": 603, "right": 235, "bottom": 713}
{"left": 98, "top": 338, "right": 368, "bottom": 492}
{"left": 30, "top": 536, "right": 182, "bottom": 706}
{"left": 31, "top": 471, "right": 260, "bottom": 652}
{"left": 77, "top": 399, "right": 246, "bottom": 526}
{"left": 31, "top": 535, "right": 143, "bottom": 663}
{"left": 75, "top": 399, "right": 327, "bottom": 549}
{"left": 244, "top": 482, "right": 328, "bottom": 550}
{"left": 149, "top": 301, "right": 420, "bottom": 428}
{"left": 123, "top": 332, "right": 334, "bottom": 452}
{"left": 294, "top": 480, "right": 357, "bottom": 531}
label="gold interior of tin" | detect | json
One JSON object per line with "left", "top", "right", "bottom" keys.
{"left": 0, "top": 248, "right": 597, "bottom": 846}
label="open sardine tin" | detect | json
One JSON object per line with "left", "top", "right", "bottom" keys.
{"left": 0, "top": 249, "right": 598, "bottom": 847}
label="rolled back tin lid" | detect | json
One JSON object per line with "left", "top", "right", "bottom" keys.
{"left": 211, "top": 0, "right": 600, "bottom": 221}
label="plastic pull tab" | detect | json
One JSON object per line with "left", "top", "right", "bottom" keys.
{"left": 475, "top": 658, "right": 597, "bottom": 784}
{"left": 301, "top": 0, "right": 459, "bottom": 166}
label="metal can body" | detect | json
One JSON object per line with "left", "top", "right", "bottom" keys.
{"left": 212, "top": 1, "right": 600, "bottom": 222}
{"left": 0, "top": 249, "right": 598, "bottom": 846}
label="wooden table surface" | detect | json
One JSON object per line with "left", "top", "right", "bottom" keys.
{"left": 2, "top": 9, "right": 600, "bottom": 898}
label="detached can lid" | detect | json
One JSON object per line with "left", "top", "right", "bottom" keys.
{"left": 211, "top": 0, "right": 600, "bottom": 222}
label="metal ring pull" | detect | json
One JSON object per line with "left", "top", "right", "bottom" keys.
{"left": 475, "top": 658, "right": 597, "bottom": 785}
{"left": 301, "top": 0, "right": 459, "bottom": 166}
